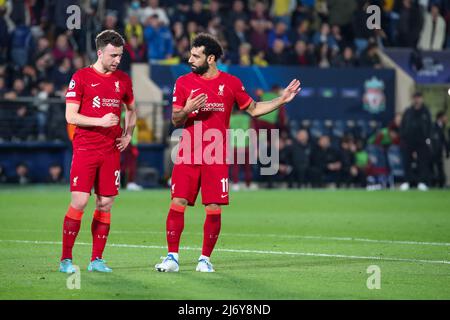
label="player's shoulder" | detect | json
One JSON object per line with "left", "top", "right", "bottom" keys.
{"left": 73, "top": 66, "right": 92, "bottom": 77}
{"left": 114, "top": 69, "right": 132, "bottom": 81}
{"left": 176, "top": 73, "right": 194, "bottom": 83}
{"left": 221, "top": 72, "right": 241, "bottom": 85}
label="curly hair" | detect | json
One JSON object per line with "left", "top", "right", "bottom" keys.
{"left": 192, "top": 33, "right": 223, "bottom": 61}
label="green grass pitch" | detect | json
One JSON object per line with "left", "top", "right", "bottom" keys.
{"left": 0, "top": 186, "right": 449, "bottom": 299}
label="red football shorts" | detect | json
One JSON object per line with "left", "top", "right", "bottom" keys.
{"left": 171, "top": 163, "right": 229, "bottom": 206}
{"left": 70, "top": 148, "right": 121, "bottom": 196}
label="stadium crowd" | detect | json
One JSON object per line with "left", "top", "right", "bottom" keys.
{"left": 0, "top": 0, "right": 449, "bottom": 188}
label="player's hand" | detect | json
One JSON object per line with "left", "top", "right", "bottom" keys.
{"left": 99, "top": 113, "right": 119, "bottom": 127}
{"left": 280, "top": 79, "right": 301, "bottom": 104}
{"left": 183, "top": 92, "right": 207, "bottom": 114}
{"left": 116, "top": 134, "right": 131, "bottom": 152}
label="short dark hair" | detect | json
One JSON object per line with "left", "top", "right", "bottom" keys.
{"left": 192, "top": 33, "right": 223, "bottom": 61}
{"left": 436, "top": 110, "right": 446, "bottom": 120}
{"left": 95, "top": 30, "right": 125, "bottom": 50}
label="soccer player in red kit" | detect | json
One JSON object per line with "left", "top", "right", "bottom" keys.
{"left": 59, "top": 30, "right": 136, "bottom": 273}
{"left": 155, "top": 33, "right": 301, "bottom": 272}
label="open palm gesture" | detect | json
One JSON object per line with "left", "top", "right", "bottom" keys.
{"left": 280, "top": 79, "right": 301, "bottom": 104}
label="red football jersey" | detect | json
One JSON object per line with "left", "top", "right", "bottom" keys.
{"left": 65, "top": 66, "right": 134, "bottom": 152}
{"left": 172, "top": 71, "right": 253, "bottom": 165}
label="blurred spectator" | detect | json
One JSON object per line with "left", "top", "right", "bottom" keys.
{"left": 268, "top": 20, "right": 290, "bottom": 49}
{"left": 236, "top": 42, "right": 253, "bottom": 66}
{"left": 72, "top": 54, "right": 86, "bottom": 70}
{"left": 34, "top": 80, "right": 55, "bottom": 141}
{"left": 312, "top": 22, "right": 339, "bottom": 52}
{"left": 397, "top": 0, "right": 423, "bottom": 48}
{"left": 226, "top": 0, "right": 249, "bottom": 30}
{"left": 359, "top": 43, "right": 383, "bottom": 68}
{"left": 52, "top": 34, "right": 74, "bottom": 64}
{"left": 309, "top": 135, "right": 342, "bottom": 188}
{"left": 172, "top": 21, "right": 187, "bottom": 43}
{"left": 368, "top": 113, "right": 402, "bottom": 147}
{"left": 332, "top": 45, "right": 358, "bottom": 67}
{"left": 8, "top": 162, "right": 32, "bottom": 184}
{"left": 122, "top": 34, "right": 147, "bottom": 72}
{"left": 143, "top": 14, "right": 174, "bottom": 62}
{"left": 289, "top": 19, "right": 311, "bottom": 44}
{"left": 399, "top": 92, "right": 432, "bottom": 191}
{"left": 186, "top": 20, "right": 200, "bottom": 43}
{"left": 50, "top": 57, "right": 72, "bottom": 90}
{"left": 266, "top": 38, "right": 290, "bottom": 65}
{"left": 22, "top": 65, "right": 38, "bottom": 94}
{"left": 326, "top": 0, "right": 357, "bottom": 43}
{"left": 315, "top": 43, "right": 332, "bottom": 68}
{"left": 331, "top": 24, "right": 346, "bottom": 50}
{"left": 0, "top": 10, "right": 8, "bottom": 64}
{"left": 288, "top": 129, "right": 312, "bottom": 188}
{"left": 352, "top": 0, "right": 373, "bottom": 55}
{"left": 290, "top": 1, "right": 313, "bottom": 29}
{"left": 187, "top": 0, "right": 209, "bottom": 29}
{"left": 46, "top": 163, "right": 65, "bottom": 184}
{"left": 417, "top": 4, "right": 446, "bottom": 51}
{"left": 270, "top": 0, "right": 296, "bottom": 26}
{"left": 10, "top": 104, "right": 36, "bottom": 141}
{"left": 32, "top": 36, "right": 51, "bottom": 64}
{"left": 125, "top": 14, "right": 144, "bottom": 46}
{"left": 249, "top": 19, "right": 271, "bottom": 54}
{"left": 5, "top": 78, "right": 29, "bottom": 99}
{"left": 9, "top": 23, "right": 33, "bottom": 67}
{"left": 173, "top": 35, "right": 191, "bottom": 64}
{"left": 34, "top": 52, "right": 53, "bottom": 83}
{"left": 0, "top": 76, "right": 6, "bottom": 97}
{"left": 290, "top": 40, "right": 315, "bottom": 65}
{"left": 339, "top": 136, "right": 365, "bottom": 187}
{"left": 0, "top": 164, "right": 7, "bottom": 183}
{"left": 430, "top": 110, "right": 449, "bottom": 188}
{"left": 139, "top": 0, "right": 170, "bottom": 27}
{"left": 103, "top": 11, "right": 124, "bottom": 35}
{"left": 226, "top": 18, "right": 250, "bottom": 56}
{"left": 253, "top": 50, "right": 269, "bottom": 66}
{"left": 266, "top": 136, "right": 293, "bottom": 188}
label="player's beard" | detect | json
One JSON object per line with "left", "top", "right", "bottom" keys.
{"left": 190, "top": 60, "right": 209, "bottom": 75}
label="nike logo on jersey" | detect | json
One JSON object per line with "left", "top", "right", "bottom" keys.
{"left": 91, "top": 83, "right": 100, "bottom": 87}
{"left": 221, "top": 194, "right": 228, "bottom": 198}
{"left": 191, "top": 88, "right": 200, "bottom": 94}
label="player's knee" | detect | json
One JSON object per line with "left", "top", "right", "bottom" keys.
{"left": 205, "top": 204, "right": 221, "bottom": 215}
{"left": 172, "top": 198, "right": 188, "bottom": 207}
{"left": 96, "top": 197, "right": 114, "bottom": 212}
{"left": 70, "top": 194, "right": 89, "bottom": 211}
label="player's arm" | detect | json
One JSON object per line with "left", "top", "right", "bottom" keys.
{"left": 65, "top": 102, "right": 119, "bottom": 127}
{"left": 116, "top": 102, "right": 137, "bottom": 152}
{"left": 172, "top": 92, "right": 207, "bottom": 127}
{"left": 245, "top": 79, "right": 301, "bottom": 117}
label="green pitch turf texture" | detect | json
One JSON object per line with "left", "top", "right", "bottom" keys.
{"left": 0, "top": 186, "right": 449, "bottom": 300}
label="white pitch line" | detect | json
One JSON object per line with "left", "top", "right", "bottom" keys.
{"left": 0, "top": 239, "right": 449, "bottom": 266}
{"left": 1, "top": 229, "right": 449, "bottom": 247}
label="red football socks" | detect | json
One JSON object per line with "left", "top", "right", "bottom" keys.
{"left": 91, "top": 210, "right": 111, "bottom": 261}
{"left": 61, "top": 206, "right": 84, "bottom": 261}
{"left": 166, "top": 203, "right": 185, "bottom": 253}
{"left": 202, "top": 208, "right": 222, "bottom": 257}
